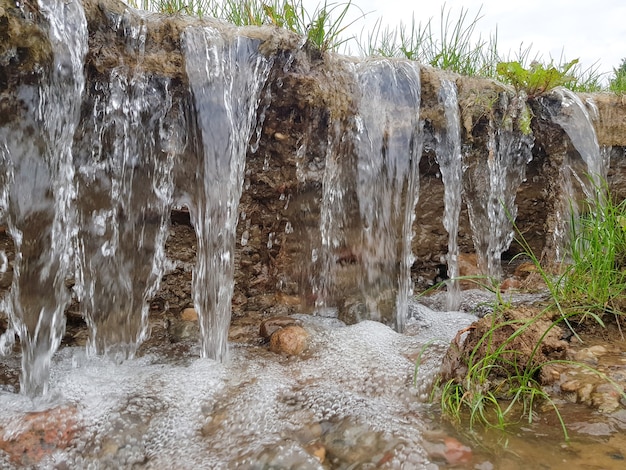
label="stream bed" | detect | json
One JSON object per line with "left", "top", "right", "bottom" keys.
{"left": 1, "top": 294, "right": 626, "bottom": 469}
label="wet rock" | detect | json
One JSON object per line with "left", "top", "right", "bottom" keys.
{"left": 269, "top": 325, "right": 309, "bottom": 355}
{"left": 305, "top": 442, "right": 326, "bottom": 463}
{"left": 320, "top": 418, "right": 400, "bottom": 466}
{"left": 423, "top": 434, "right": 473, "bottom": 466}
{"left": 592, "top": 383, "right": 623, "bottom": 413}
{"left": 571, "top": 346, "right": 609, "bottom": 365}
{"left": 0, "top": 406, "right": 80, "bottom": 466}
{"left": 458, "top": 253, "right": 481, "bottom": 288}
{"left": 180, "top": 307, "right": 198, "bottom": 322}
{"left": 259, "top": 316, "right": 299, "bottom": 339}
{"left": 168, "top": 309, "right": 200, "bottom": 343}
{"left": 500, "top": 277, "right": 521, "bottom": 291}
{"left": 513, "top": 261, "right": 538, "bottom": 278}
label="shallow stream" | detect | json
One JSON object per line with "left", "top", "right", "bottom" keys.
{"left": 1, "top": 294, "right": 625, "bottom": 469}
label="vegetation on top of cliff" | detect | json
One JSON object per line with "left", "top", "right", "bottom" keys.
{"left": 133, "top": 0, "right": 619, "bottom": 93}
{"left": 495, "top": 59, "right": 579, "bottom": 99}
{"left": 130, "top": 0, "right": 365, "bottom": 51}
{"left": 610, "top": 58, "right": 626, "bottom": 94}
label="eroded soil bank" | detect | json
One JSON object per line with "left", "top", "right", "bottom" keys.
{"left": 2, "top": 0, "right": 626, "bottom": 325}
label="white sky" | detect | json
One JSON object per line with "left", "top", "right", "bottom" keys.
{"left": 303, "top": 0, "right": 626, "bottom": 79}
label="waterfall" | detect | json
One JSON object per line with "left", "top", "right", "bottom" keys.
{"left": 314, "top": 120, "right": 351, "bottom": 314}
{"left": 434, "top": 78, "right": 463, "bottom": 310}
{"left": 0, "top": 0, "right": 87, "bottom": 395}
{"left": 72, "top": 10, "right": 180, "bottom": 360}
{"left": 543, "top": 88, "right": 606, "bottom": 260}
{"left": 551, "top": 88, "right": 606, "bottom": 192}
{"left": 315, "top": 59, "right": 422, "bottom": 332}
{"left": 182, "top": 26, "right": 272, "bottom": 361}
{"left": 466, "top": 94, "right": 534, "bottom": 279}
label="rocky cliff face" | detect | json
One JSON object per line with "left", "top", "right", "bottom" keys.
{"left": 1, "top": 0, "right": 626, "bottom": 331}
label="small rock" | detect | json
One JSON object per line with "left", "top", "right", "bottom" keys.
{"left": 0, "top": 405, "right": 79, "bottom": 466}
{"left": 181, "top": 307, "right": 198, "bottom": 322}
{"left": 305, "top": 442, "right": 326, "bottom": 463}
{"left": 560, "top": 379, "right": 582, "bottom": 393}
{"left": 458, "top": 253, "right": 481, "bottom": 288}
{"left": 593, "top": 383, "right": 623, "bottom": 413}
{"left": 588, "top": 345, "right": 608, "bottom": 356}
{"left": 500, "top": 278, "right": 521, "bottom": 291}
{"left": 273, "top": 132, "right": 288, "bottom": 141}
{"left": 573, "top": 347, "right": 601, "bottom": 365}
{"left": 275, "top": 293, "right": 301, "bottom": 307}
{"left": 259, "top": 316, "right": 299, "bottom": 339}
{"left": 577, "top": 383, "right": 595, "bottom": 405}
{"left": 514, "top": 261, "right": 537, "bottom": 277}
{"left": 269, "top": 325, "right": 309, "bottom": 355}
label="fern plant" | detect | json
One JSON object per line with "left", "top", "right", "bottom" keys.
{"left": 496, "top": 59, "right": 579, "bottom": 98}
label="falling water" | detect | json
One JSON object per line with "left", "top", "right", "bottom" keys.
{"left": 551, "top": 88, "right": 606, "bottom": 191}
{"left": 314, "top": 119, "right": 351, "bottom": 315}
{"left": 314, "top": 59, "right": 423, "bottom": 331}
{"left": 353, "top": 60, "right": 422, "bottom": 332}
{"left": 72, "top": 10, "right": 180, "bottom": 360}
{"left": 0, "top": 0, "right": 87, "bottom": 395}
{"left": 434, "top": 78, "right": 463, "bottom": 310}
{"left": 182, "top": 27, "right": 272, "bottom": 360}
{"left": 466, "top": 95, "right": 534, "bottom": 279}
{"left": 543, "top": 88, "right": 606, "bottom": 260}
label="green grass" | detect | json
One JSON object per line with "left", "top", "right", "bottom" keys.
{"left": 429, "top": 301, "right": 569, "bottom": 437}
{"left": 128, "top": 0, "right": 365, "bottom": 52}
{"left": 425, "top": 181, "right": 626, "bottom": 438}
{"left": 127, "top": 0, "right": 622, "bottom": 92}
{"left": 356, "top": 6, "right": 500, "bottom": 78}
{"left": 558, "top": 181, "right": 626, "bottom": 322}
{"left": 609, "top": 58, "right": 626, "bottom": 94}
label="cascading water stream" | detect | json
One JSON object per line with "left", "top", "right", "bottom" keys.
{"left": 72, "top": 10, "right": 181, "bottom": 360}
{"left": 434, "top": 78, "right": 463, "bottom": 310}
{"left": 315, "top": 59, "right": 422, "bottom": 332}
{"left": 353, "top": 60, "right": 422, "bottom": 332}
{"left": 551, "top": 88, "right": 606, "bottom": 192}
{"left": 182, "top": 26, "right": 272, "bottom": 361}
{"left": 544, "top": 88, "right": 606, "bottom": 260}
{"left": 466, "top": 95, "right": 533, "bottom": 279}
{"left": 0, "top": 0, "right": 87, "bottom": 395}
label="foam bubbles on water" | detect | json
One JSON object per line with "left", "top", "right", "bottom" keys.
{"left": 0, "top": 310, "right": 480, "bottom": 467}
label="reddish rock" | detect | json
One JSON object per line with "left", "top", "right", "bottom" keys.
{"left": 269, "top": 325, "right": 309, "bottom": 355}
{"left": 0, "top": 405, "right": 80, "bottom": 466}
{"left": 500, "top": 277, "right": 521, "bottom": 291}
{"left": 458, "top": 253, "right": 481, "bottom": 288}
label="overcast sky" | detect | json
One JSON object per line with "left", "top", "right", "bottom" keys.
{"left": 304, "top": 0, "right": 626, "bottom": 79}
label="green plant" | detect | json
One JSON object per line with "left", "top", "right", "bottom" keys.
{"left": 496, "top": 59, "right": 579, "bottom": 98}
{"left": 431, "top": 302, "right": 568, "bottom": 435}
{"left": 357, "top": 5, "right": 500, "bottom": 77}
{"left": 425, "top": 191, "right": 626, "bottom": 437}
{"left": 610, "top": 58, "right": 626, "bottom": 94}
{"left": 134, "top": 0, "right": 364, "bottom": 52}
{"left": 303, "top": 1, "right": 362, "bottom": 52}
{"left": 558, "top": 180, "right": 626, "bottom": 323}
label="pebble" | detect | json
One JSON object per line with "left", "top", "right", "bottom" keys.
{"left": 269, "top": 325, "right": 309, "bottom": 355}
{"left": 0, "top": 406, "right": 79, "bottom": 466}
{"left": 181, "top": 307, "right": 198, "bottom": 322}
